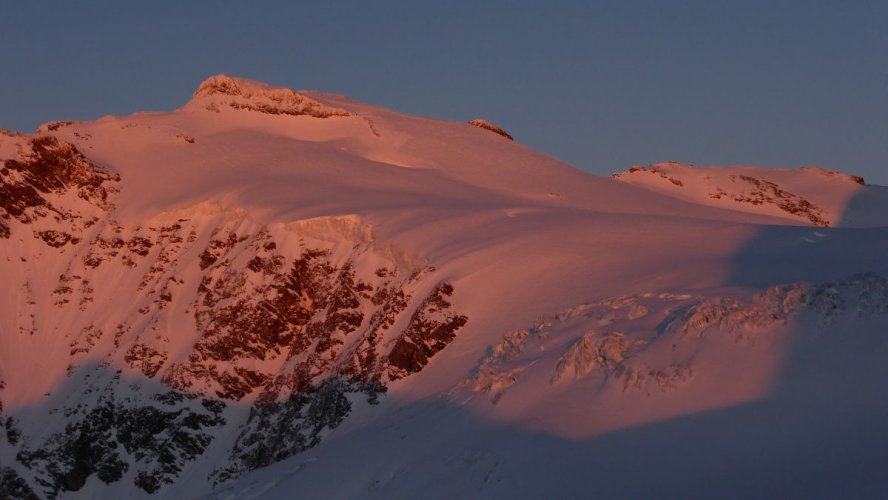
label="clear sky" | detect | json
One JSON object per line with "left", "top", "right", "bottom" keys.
{"left": 2, "top": 1, "right": 886, "bottom": 182}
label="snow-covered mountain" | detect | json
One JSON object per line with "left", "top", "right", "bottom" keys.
{"left": 2, "top": 76, "right": 887, "bottom": 499}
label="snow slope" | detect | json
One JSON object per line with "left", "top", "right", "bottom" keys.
{"left": 1, "top": 75, "right": 887, "bottom": 499}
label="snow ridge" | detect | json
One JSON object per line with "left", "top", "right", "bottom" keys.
{"left": 611, "top": 161, "right": 872, "bottom": 226}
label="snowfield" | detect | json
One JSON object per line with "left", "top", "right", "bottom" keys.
{"left": 1, "top": 75, "right": 887, "bottom": 499}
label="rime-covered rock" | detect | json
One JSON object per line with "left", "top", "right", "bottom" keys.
{"left": 192, "top": 75, "right": 351, "bottom": 118}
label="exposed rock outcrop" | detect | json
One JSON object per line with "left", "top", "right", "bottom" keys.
{"left": 0, "top": 135, "right": 119, "bottom": 242}
{"left": 611, "top": 162, "right": 846, "bottom": 226}
{"left": 4, "top": 203, "right": 469, "bottom": 496}
{"left": 469, "top": 119, "right": 513, "bottom": 140}
{"left": 193, "top": 75, "right": 351, "bottom": 118}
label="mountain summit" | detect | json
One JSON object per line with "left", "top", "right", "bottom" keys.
{"left": 190, "top": 74, "right": 351, "bottom": 118}
{"left": 1, "top": 77, "right": 888, "bottom": 499}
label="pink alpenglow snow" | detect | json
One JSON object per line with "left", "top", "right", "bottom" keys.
{"left": 1, "top": 75, "right": 887, "bottom": 499}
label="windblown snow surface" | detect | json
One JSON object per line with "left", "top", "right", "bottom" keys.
{"left": 2, "top": 76, "right": 888, "bottom": 499}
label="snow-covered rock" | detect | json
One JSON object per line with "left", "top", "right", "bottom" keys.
{"left": 190, "top": 75, "right": 351, "bottom": 118}
{"left": 611, "top": 161, "right": 883, "bottom": 227}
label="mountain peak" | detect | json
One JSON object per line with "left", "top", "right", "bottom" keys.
{"left": 190, "top": 74, "right": 351, "bottom": 118}
{"left": 193, "top": 74, "right": 279, "bottom": 98}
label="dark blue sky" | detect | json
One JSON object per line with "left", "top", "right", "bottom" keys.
{"left": 3, "top": 1, "right": 886, "bottom": 182}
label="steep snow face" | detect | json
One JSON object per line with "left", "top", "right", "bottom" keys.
{"left": 612, "top": 161, "right": 886, "bottom": 227}
{"left": 0, "top": 196, "right": 471, "bottom": 496}
{"left": 0, "top": 129, "right": 27, "bottom": 161}
{"left": 2, "top": 76, "right": 888, "bottom": 499}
